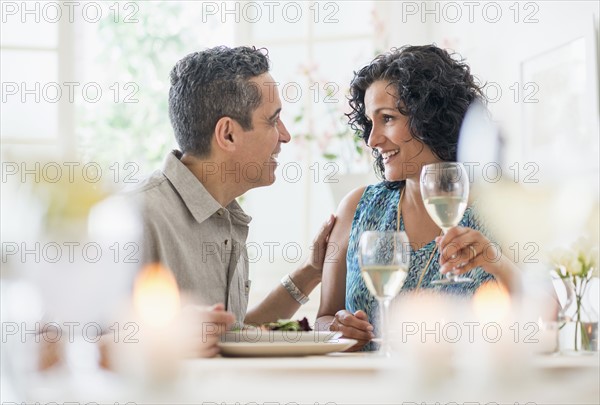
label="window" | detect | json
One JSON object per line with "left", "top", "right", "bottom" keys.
{"left": 1, "top": 1, "right": 73, "bottom": 156}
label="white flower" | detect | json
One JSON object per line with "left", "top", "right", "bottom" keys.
{"left": 566, "top": 256, "right": 583, "bottom": 276}
{"left": 551, "top": 239, "right": 599, "bottom": 278}
{"left": 589, "top": 247, "right": 599, "bottom": 271}
{"left": 550, "top": 247, "right": 583, "bottom": 276}
{"left": 550, "top": 247, "right": 571, "bottom": 267}
{"left": 573, "top": 237, "right": 597, "bottom": 265}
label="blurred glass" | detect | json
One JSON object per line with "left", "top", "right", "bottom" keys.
{"left": 0, "top": 280, "right": 44, "bottom": 400}
{"left": 2, "top": 163, "right": 141, "bottom": 399}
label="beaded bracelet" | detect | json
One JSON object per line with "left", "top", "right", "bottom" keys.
{"left": 280, "top": 274, "right": 309, "bottom": 305}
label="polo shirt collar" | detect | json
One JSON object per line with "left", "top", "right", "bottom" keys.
{"left": 162, "top": 150, "right": 251, "bottom": 226}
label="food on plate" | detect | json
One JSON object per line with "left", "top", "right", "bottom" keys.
{"left": 259, "top": 317, "right": 312, "bottom": 332}
{"left": 232, "top": 317, "right": 313, "bottom": 332}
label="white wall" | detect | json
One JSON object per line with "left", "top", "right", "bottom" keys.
{"left": 425, "top": 1, "right": 598, "bottom": 162}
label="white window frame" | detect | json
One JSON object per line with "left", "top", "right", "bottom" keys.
{"left": 1, "top": 14, "right": 76, "bottom": 156}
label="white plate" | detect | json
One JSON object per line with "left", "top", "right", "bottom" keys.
{"left": 222, "top": 330, "right": 342, "bottom": 344}
{"left": 218, "top": 338, "right": 357, "bottom": 357}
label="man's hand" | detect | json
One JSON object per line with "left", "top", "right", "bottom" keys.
{"left": 181, "top": 303, "right": 235, "bottom": 358}
{"left": 304, "top": 214, "right": 336, "bottom": 276}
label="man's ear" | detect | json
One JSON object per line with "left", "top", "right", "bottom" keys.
{"left": 213, "top": 116, "right": 237, "bottom": 152}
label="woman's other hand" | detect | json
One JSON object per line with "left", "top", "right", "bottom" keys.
{"left": 330, "top": 309, "right": 375, "bottom": 351}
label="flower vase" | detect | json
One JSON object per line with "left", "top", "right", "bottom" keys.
{"left": 558, "top": 277, "right": 599, "bottom": 354}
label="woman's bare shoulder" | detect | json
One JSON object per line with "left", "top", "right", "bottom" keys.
{"left": 336, "top": 186, "right": 368, "bottom": 218}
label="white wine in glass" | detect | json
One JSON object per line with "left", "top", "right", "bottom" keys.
{"left": 423, "top": 196, "right": 468, "bottom": 234}
{"left": 361, "top": 265, "right": 408, "bottom": 299}
{"left": 358, "top": 231, "right": 410, "bottom": 357}
{"left": 420, "top": 162, "right": 473, "bottom": 285}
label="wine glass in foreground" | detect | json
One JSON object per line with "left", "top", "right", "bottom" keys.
{"left": 420, "top": 162, "right": 473, "bottom": 285}
{"left": 358, "top": 231, "right": 411, "bottom": 357}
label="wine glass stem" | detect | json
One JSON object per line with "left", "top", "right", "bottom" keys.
{"left": 440, "top": 229, "right": 456, "bottom": 281}
{"left": 377, "top": 297, "right": 392, "bottom": 357}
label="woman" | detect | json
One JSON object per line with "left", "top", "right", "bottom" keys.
{"left": 316, "top": 45, "right": 519, "bottom": 351}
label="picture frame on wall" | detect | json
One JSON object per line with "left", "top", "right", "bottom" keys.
{"left": 521, "top": 16, "right": 599, "bottom": 172}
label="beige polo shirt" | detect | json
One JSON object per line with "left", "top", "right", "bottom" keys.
{"left": 131, "top": 150, "right": 252, "bottom": 322}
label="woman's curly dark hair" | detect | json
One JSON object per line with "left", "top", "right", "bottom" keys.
{"left": 347, "top": 45, "right": 485, "bottom": 186}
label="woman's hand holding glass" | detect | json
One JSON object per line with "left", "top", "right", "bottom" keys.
{"left": 420, "top": 162, "right": 473, "bottom": 284}
{"left": 436, "top": 226, "right": 505, "bottom": 278}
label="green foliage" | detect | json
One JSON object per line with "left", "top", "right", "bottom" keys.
{"left": 77, "top": 1, "right": 191, "bottom": 173}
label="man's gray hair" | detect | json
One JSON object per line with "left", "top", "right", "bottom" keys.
{"left": 168, "top": 46, "right": 270, "bottom": 157}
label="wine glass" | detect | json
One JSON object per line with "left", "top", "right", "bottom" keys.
{"left": 358, "top": 231, "right": 411, "bottom": 357}
{"left": 7, "top": 178, "right": 141, "bottom": 397}
{"left": 420, "top": 162, "right": 473, "bottom": 285}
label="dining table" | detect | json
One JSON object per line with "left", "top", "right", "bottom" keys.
{"left": 18, "top": 350, "right": 596, "bottom": 405}
{"left": 177, "top": 352, "right": 599, "bottom": 405}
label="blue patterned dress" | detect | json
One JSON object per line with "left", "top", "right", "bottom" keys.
{"left": 346, "top": 182, "right": 495, "bottom": 350}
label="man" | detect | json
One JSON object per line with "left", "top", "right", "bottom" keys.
{"left": 131, "top": 46, "right": 335, "bottom": 356}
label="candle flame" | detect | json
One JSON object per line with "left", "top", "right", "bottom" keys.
{"left": 133, "top": 263, "right": 181, "bottom": 327}
{"left": 472, "top": 282, "right": 511, "bottom": 321}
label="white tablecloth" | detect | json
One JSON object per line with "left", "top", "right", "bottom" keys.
{"left": 14, "top": 352, "right": 600, "bottom": 404}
